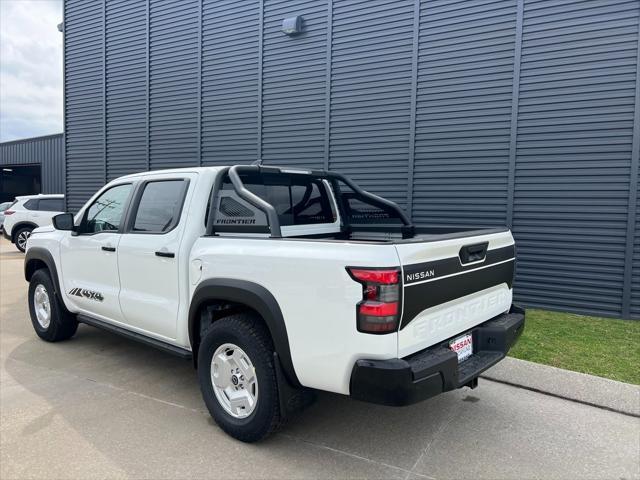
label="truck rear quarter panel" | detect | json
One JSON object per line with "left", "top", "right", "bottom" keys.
{"left": 190, "top": 237, "right": 400, "bottom": 395}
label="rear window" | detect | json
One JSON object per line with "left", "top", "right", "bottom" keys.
{"left": 216, "top": 174, "right": 335, "bottom": 228}
{"left": 23, "top": 199, "right": 38, "bottom": 210}
{"left": 38, "top": 198, "right": 64, "bottom": 212}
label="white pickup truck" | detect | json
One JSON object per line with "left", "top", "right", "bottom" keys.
{"left": 24, "top": 164, "right": 524, "bottom": 442}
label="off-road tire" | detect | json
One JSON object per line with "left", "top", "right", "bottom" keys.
{"left": 198, "top": 313, "right": 283, "bottom": 442}
{"left": 28, "top": 269, "right": 78, "bottom": 342}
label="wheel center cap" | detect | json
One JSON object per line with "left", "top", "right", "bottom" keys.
{"left": 231, "top": 375, "right": 239, "bottom": 386}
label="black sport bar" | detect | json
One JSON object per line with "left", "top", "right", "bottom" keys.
{"left": 207, "top": 164, "right": 414, "bottom": 239}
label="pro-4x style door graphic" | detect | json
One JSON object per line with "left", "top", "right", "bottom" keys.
{"left": 60, "top": 183, "right": 133, "bottom": 323}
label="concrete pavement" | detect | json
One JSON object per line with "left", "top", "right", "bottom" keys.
{"left": 483, "top": 356, "right": 640, "bottom": 417}
{"left": 1, "top": 239, "right": 639, "bottom": 479}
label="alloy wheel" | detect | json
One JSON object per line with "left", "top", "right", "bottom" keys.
{"left": 210, "top": 343, "right": 259, "bottom": 419}
{"left": 17, "top": 230, "right": 31, "bottom": 250}
{"left": 33, "top": 284, "right": 51, "bottom": 329}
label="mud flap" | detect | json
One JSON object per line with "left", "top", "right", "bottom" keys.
{"left": 273, "top": 352, "right": 316, "bottom": 416}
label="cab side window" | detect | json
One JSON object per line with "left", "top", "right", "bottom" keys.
{"left": 82, "top": 184, "right": 132, "bottom": 234}
{"left": 131, "top": 180, "right": 187, "bottom": 234}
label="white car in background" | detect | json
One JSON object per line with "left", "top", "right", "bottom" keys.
{"left": 0, "top": 201, "right": 13, "bottom": 233}
{"left": 2, "top": 194, "right": 65, "bottom": 252}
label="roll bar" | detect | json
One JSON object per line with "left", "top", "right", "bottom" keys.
{"left": 206, "top": 164, "right": 414, "bottom": 238}
{"left": 322, "top": 170, "right": 413, "bottom": 226}
{"left": 228, "top": 165, "right": 283, "bottom": 237}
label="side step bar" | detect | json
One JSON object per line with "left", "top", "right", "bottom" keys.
{"left": 77, "top": 314, "right": 192, "bottom": 360}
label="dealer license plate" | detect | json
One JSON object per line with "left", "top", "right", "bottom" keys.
{"left": 449, "top": 333, "right": 473, "bottom": 363}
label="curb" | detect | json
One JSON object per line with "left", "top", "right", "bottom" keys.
{"left": 481, "top": 357, "right": 640, "bottom": 417}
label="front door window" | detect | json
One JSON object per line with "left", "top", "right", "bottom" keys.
{"left": 82, "top": 184, "right": 132, "bottom": 234}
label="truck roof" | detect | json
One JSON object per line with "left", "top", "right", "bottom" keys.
{"left": 115, "top": 165, "right": 317, "bottom": 182}
{"left": 117, "top": 166, "right": 227, "bottom": 181}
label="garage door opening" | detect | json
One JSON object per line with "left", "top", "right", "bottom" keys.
{"left": 0, "top": 165, "right": 42, "bottom": 202}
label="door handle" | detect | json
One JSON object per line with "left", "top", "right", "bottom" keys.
{"left": 155, "top": 251, "right": 175, "bottom": 258}
{"left": 101, "top": 246, "right": 116, "bottom": 252}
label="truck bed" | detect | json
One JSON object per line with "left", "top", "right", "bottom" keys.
{"left": 281, "top": 226, "right": 510, "bottom": 244}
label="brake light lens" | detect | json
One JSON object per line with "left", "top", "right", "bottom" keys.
{"left": 3, "top": 210, "right": 14, "bottom": 215}
{"left": 348, "top": 268, "right": 399, "bottom": 284}
{"left": 348, "top": 267, "right": 401, "bottom": 334}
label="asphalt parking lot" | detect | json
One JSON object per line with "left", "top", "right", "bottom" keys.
{"left": 1, "top": 239, "right": 639, "bottom": 480}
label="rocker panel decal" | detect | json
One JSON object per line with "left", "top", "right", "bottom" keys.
{"left": 68, "top": 287, "right": 104, "bottom": 302}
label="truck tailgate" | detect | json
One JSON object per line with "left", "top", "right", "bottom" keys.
{"left": 395, "top": 229, "right": 515, "bottom": 358}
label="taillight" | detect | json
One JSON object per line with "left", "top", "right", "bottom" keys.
{"left": 348, "top": 267, "right": 401, "bottom": 334}
{"left": 3, "top": 210, "right": 14, "bottom": 215}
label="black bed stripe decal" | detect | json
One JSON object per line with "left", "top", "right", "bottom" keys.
{"left": 400, "top": 245, "right": 515, "bottom": 329}
{"left": 403, "top": 244, "right": 514, "bottom": 286}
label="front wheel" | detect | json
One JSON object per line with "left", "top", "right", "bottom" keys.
{"left": 14, "top": 226, "right": 33, "bottom": 252}
{"left": 197, "top": 313, "right": 283, "bottom": 442}
{"left": 28, "top": 269, "right": 78, "bottom": 342}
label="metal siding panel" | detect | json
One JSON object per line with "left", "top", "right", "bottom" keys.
{"left": 329, "top": 0, "right": 413, "bottom": 208}
{"left": 105, "top": 0, "right": 148, "bottom": 180}
{"left": 632, "top": 173, "right": 640, "bottom": 319}
{"left": 512, "top": 0, "right": 639, "bottom": 318}
{"left": 0, "top": 134, "right": 65, "bottom": 194}
{"left": 630, "top": 18, "right": 640, "bottom": 319}
{"left": 40, "top": 137, "right": 63, "bottom": 194}
{"left": 201, "top": 0, "right": 260, "bottom": 165}
{"left": 261, "top": 0, "right": 328, "bottom": 169}
{"left": 64, "top": 0, "right": 105, "bottom": 212}
{"left": 58, "top": 0, "right": 639, "bottom": 319}
{"left": 149, "top": 0, "right": 199, "bottom": 169}
{"left": 413, "top": 0, "right": 516, "bottom": 227}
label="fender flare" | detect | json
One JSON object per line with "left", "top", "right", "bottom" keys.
{"left": 11, "top": 221, "right": 38, "bottom": 241}
{"left": 24, "top": 247, "right": 64, "bottom": 300}
{"left": 189, "top": 278, "right": 300, "bottom": 386}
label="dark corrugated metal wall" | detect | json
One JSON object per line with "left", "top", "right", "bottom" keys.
{"left": 629, "top": 37, "right": 640, "bottom": 318}
{"left": 0, "top": 134, "right": 65, "bottom": 194}
{"left": 202, "top": 0, "right": 260, "bottom": 164}
{"left": 414, "top": 0, "right": 516, "bottom": 226}
{"left": 330, "top": 0, "right": 413, "bottom": 208}
{"left": 105, "top": 0, "right": 147, "bottom": 179}
{"left": 514, "top": 0, "right": 640, "bottom": 318}
{"left": 63, "top": 0, "right": 640, "bottom": 319}
{"left": 632, "top": 173, "right": 639, "bottom": 317}
{"left": 64, "top": 0, "right": 104, "bottom": 207}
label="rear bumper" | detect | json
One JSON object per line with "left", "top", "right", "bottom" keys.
{"left": 349, "top": 304, "right": 525, "bottom": 406}
{"left": 2, "top": 228, "right": 11, "bottom": 242}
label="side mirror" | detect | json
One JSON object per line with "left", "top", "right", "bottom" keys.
{"left": 52, "top": 213, "right": 75, "bottom": 231}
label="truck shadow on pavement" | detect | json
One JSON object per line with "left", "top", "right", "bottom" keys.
{"left": 5, "top": 310, "right": 639, "bottom": 479}
{"left": 4, "top": 320, "right": 468, "bottom": 475}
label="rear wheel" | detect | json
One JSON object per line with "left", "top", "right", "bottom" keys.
{"left": 14, "top": 226, "right": 33, "bottom": 252}
{"left": 197, "top": 313, "right": 283, "bottom": 442}
{"left": 28, "top": 269, "right": 78, "bottom": 342}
